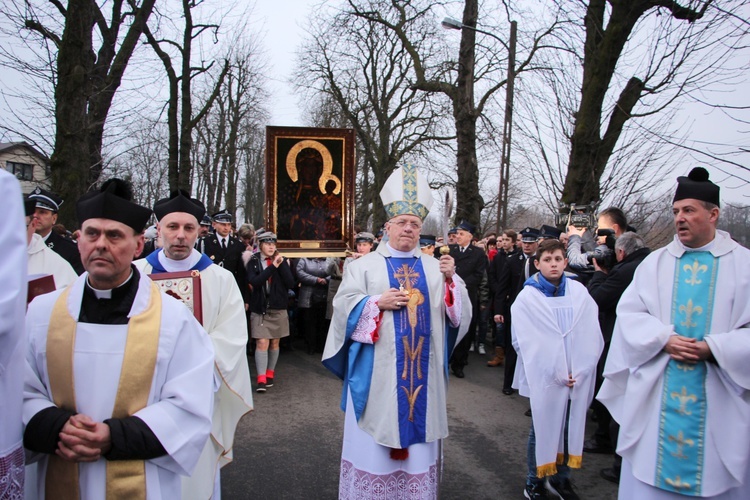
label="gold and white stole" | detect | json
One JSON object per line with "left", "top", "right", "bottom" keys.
{"left": 45, "top": 281, "right": 162, "bottom": 500}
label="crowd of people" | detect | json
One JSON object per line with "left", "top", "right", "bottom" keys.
{"left": 3, "top": 164, "right": 749, "bottom": 500}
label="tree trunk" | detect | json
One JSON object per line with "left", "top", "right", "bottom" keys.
{"left": 452, "top": 0, "right": 482, "bottom": 227}
{"left": 562, "top": 0, "right": 707, "bottom": 204}
{"left": 50, "top": 0, "right": 94, "bottom": 227}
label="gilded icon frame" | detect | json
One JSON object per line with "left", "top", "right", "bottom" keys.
{"left": 265, "top": 126, "right": 355, "bottom": 257}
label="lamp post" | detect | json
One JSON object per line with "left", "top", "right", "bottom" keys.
{"left": 442, "top": 17, "right": 517, "bottom": 233}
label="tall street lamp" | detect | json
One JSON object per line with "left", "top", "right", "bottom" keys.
{"left": 442, "top": 17, "right": 517, "bottom": 233}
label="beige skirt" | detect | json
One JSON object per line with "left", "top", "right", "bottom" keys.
{"left": 250, "top": 309, "right": 290, "bottom": 339}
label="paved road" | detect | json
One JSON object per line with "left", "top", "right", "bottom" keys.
{"left": 222, "top": 341, "right": 619, "bottom": 499}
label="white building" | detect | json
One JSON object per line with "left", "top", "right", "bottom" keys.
{"left": 0, "top": 142, "right": 50, "bottom": 194}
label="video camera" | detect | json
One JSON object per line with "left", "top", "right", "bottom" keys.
{"left": 555, "top": 203, "right": 598, "bottom": 229}
{"left": 585, "top": 228, "right": 617, "bottom": 270}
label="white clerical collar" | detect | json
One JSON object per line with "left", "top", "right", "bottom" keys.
{"left": 157, "top": 248, "right": 202, "bottom": 272}
{"left": 88, "top": 270, "right": 134, "bottom": 299}
{"left": 386, "top": 243, "right": 417, "bottom": 258}
{"left": 681, "top": 236, "right": 716, "bottom": 253}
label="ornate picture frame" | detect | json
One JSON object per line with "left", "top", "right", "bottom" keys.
{"left": 148, "top": 270, "right": 203, "bottom": 324}
{"left": 265, "top": 126, "right": 355, "bottom": 257}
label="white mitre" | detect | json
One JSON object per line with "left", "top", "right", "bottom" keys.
{"left": 379, "top": 164, "right": 434, "bottom": 220}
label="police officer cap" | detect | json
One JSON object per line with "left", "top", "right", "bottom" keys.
{"left": 519, "top": 227, "right": 540, "bottom": 242}
{"left": 674, "top": 167, "right": 720, "bottom": 207}
{"left": 419, "top": 235, "right": 437, "bottom": 247}
{"left": 455, "top": 220, "right": 475, "bottom": 234}
{"left": 153, "top": 189, "right": 206, "bottom": 222}
{"left": 76, "top": 178, "right": 152, "bottom": 233}
{"left": 212, "top": 210, "right": 232, "bottom": 223}
{"left": 28, "top": 186, "right": 62, "bottom": 212}
{"left": 355, "top": 232, "right": 375, "bottom": 243}
{"left": 539, "top": 225, "right": 562, "bottom": 239}
{"left": 447, "top": 227, "right": 458, "bottom": 235}
{"left": 200, "top": 214, "right": 212, "bottom": 226}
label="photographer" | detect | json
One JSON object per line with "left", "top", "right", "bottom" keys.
{"left": 567, "top": 207, "right": 627, "bottom": 281}
{"left": 586, "top": 231, "right": 650, "bottom": 484}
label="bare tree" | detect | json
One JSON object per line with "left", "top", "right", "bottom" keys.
{"left": 193, "top": 38, "right": 269, "bottom": 219}
{"left": 560, "top": 0, "right": 750, "bottom": 205}
{"left": 141, "top": 0, "right": 229, "bottom": 192}
{"left": 105, "top": 123, "right": 170, "bottom": 208}
{"left": 1, "top": 0, "right": 157, "bottom": 225}
{"left": 296, "top": 2, "right": 453, "bottom": 230}
{"left": 348, "top": 0, "right": 560, "bottom": 227}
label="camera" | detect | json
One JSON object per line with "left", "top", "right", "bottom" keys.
{"left": 585, "top": 228, "right": 617, "bottom": 270}
{"left": 555, "top": 203, "right": 597, "bottom": 229}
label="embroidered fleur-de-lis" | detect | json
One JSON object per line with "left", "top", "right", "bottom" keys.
{"left": 671, "top": 386, "right": 697, "bottom": 415}
{"left": 676, "top": 363, "right": 695, "bottom": 372}
{"left": 679, "top": 299, "right": 703, "bottom": 328}
{"left": 684, "top": 260, "right": 708, "bottom": 286}
{"left": 665, "top": 476, "right": 692, "bottom": 490}
{"left": 668, "top": 430, "right": 694, "bottom": 459}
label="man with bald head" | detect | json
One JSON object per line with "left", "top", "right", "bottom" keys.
{"left": 599, "top": 168, "right": 750, "bottom": 499}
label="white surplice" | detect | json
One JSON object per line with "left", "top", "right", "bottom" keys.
{"left": 135, "top": 249, "right": 254, "bottom": 500}
{"left": 323, "top": 244, "right": 471, "bottom": 499}
{"left": 23, "top": 271, "right": 216, "bottom": 500}
{"left": 0, "top": 170, "right": 28, "bottom": 498}
{"left": 598, "top": 231, "right": 750, "bottom": 498}
{"left": 511, "top": 277, "right": 603, "bottom": 473}
{"left": 27, "top": 233, "right": 77, "bottom": 290}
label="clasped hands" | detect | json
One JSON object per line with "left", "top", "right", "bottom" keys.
{"left": 57, "top": 414, "right": 112, "bottom": 463}
{"left": 664, "top": 335, "right": 712, "bottom": 363}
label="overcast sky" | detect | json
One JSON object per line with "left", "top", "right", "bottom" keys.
{"left": 253, "top": 0, "right": 314, "bottom": 127}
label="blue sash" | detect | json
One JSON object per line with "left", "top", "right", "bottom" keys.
{"left": 656, "top": 251, "right": 718, "bottom": 495}
{"left": 388, "top": 257, "right": 431, "bottom": 447}
{"left": 145, "top": 249, "right": 213, "bottom": 273}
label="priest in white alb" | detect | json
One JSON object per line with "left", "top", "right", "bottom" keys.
{"left": 23, "top": 179, "right": 215, "bottom": 500}
{"left": 323, "top": 164, "right": 471, "bottom": 499}
{"left": 134, "top": 190, "right": 254, "bottom": 500}
{"left": 598, "top": 167, "right": 750, "bottom": 499}
{"left": 0, "top": 170, "right": 28, "bottom": 498}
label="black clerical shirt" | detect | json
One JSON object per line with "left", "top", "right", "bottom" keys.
{"left": 24, "top": 266, "right": 167, "bottom": 461}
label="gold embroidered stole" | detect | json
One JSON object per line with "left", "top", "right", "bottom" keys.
{"left": 45, "top": 281, "right": 162, "bottom": 500}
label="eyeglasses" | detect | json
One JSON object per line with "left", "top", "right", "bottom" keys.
{"left": 390, "top": 220, "right": 422, "bottom": 230}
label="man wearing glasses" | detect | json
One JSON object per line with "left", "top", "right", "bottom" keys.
{"left": 323, "top": 164, "right": 471, "bottom": 499}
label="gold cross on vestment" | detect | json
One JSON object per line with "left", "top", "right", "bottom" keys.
{"left": 394, "top": 263, "right": 419, "bottom": 292}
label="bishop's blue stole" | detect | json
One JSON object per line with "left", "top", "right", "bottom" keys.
{"left": 656, "top": 251, "right": 718, "bottom": 496}
{"left": 388, "top": 256, "right": 431, "bottom": 447}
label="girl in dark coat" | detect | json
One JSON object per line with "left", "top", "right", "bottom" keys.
{"left": 244, "top": 232, "right": 296, "bottom": 392}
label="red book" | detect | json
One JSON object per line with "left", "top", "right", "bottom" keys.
{"left": 27, "top": 274, "right": 56, "bottom": 304}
